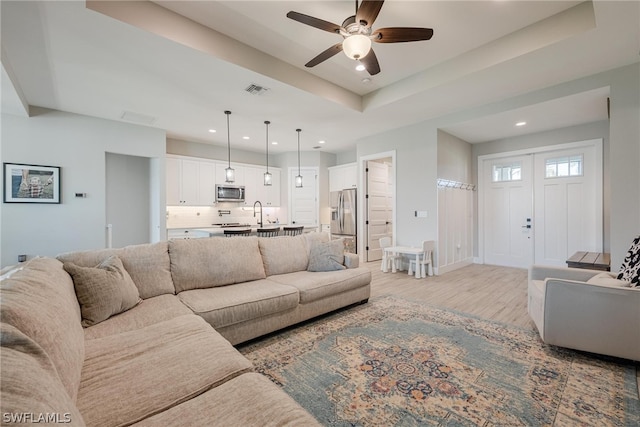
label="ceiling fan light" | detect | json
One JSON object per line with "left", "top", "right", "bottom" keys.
{"left": 343, "top": 34, "right": 371, "bottom": 60}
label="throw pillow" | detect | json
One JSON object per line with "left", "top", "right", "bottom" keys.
{"left": 63, "top": 255, "right": 141, "bottom": 327}
{"left": 617, "top": 235, "right": 640, "bottom": 287}
{"left": 586, "top": 272, "right": 630, "bottom": 287}
{"left": 307, "top": 239, "right": 346, "bottom": 272}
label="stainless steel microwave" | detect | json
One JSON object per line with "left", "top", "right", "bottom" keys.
{"left": 215, "top": 184, "right": 245, "bottom": 202}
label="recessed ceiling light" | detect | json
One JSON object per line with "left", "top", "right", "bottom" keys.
{"left": 319, "top": 140, "right": 325, "bottom": 144}
{"left": 515, "top": 121, "right": 527, "bottom": 127}
{"left": 355, "top": 64, "right": 366, "bottom": 71}
{"left": 272, "top": 141, "right": 278, "bottom": 145}
{"left": 208, "top": 129, "right": 216, "bottom": 133}
{"left": 361, "top": 78, "right": 371, "bottom": 84}
{"left": 242, "top": 136, "right": 250, "bottom": 140}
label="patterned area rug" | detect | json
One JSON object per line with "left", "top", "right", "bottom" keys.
{"left": 239, "top": 296, "right": 639, "bottom": 426}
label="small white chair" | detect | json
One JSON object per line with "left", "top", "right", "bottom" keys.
{"left": 408, "top": 240, "right": 435, "bottom": 278}
{"left": 379, "top": 236, "right": 401, "bottom": 273}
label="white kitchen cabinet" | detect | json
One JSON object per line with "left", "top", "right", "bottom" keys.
{"left": 166, "top": 157, "right": 199, "bottom": 205}
{"left": 265, "top": 169, "right": 281, "bottom": 206}
{"left": 167, "top": 157, "right": 217, "bottom": 206}
{"left": 197, "top": 161, "right": 217, "bottom": 205}
{"left": 329, "top": 163, "right": 357, "bottom": 192}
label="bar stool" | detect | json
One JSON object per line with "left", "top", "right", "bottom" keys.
{"left": 223, "top": 229, "right": 251, "bottom": 237}
{"left": 257, "top": 227, "right": 280, "bottom": 237}
{"left": 282, "top": 226, "right": 304, "bottom": 236}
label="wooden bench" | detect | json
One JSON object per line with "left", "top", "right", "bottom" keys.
{"left": 566, "top": 251, "right": 611, "bottom": 271}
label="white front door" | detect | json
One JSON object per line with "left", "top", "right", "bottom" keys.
{"left": 365, "top": 160, "right": 392, "bottom": 262}
{"left": 289, "top": 168, "right": 318, "bottom": 227}
{"left": 483, "top": 155, "right": 534, "bottom": 268}
{"left": 533, "top": 144, "right": 602, "bottom": 266}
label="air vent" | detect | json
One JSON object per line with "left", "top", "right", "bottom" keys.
{"left": 120, "top": 111, "right": 156, "bottom": 125}
{"left": 244, "top": 84, "right": 270, "bottom": 95}
{"left": 313, "top": 146, "right": 322, "bottom": 149}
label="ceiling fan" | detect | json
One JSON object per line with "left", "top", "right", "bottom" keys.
{"left": 286, "top": 0, "right": 434, "bottom": 75}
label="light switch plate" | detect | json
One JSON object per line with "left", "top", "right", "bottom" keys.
{"left": 414, "top": 210, "right": 428, "bottom": 218}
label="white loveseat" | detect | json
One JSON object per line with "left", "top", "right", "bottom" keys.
{"left": 528, "top": 265, "right": 640, "bottom": 361}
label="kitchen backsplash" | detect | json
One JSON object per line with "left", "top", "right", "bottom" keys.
{"left": 167, "top": 205, "right": 284, "bottom": 229}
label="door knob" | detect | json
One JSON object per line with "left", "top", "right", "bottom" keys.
{"left": 522, "top": 225, "right": 531, "bottom": 229}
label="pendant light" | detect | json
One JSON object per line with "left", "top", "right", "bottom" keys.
{"left": 224, "top": 110, "right": 235, "bottom": 183}
{"left": 295, "top": 128, "right": 303, "bottom": 188}
{"left": 263, "top": 120, "right": 272, "bottom": 186}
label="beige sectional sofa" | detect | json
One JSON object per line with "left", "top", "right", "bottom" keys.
{"left": 1, "top": 233, "right": 371, "bottom": 426}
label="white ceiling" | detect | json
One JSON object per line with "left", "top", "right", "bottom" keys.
{"left": 1, "top": 1, "right": 638, "bottom": 154}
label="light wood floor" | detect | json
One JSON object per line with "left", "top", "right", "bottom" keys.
{"left": 364, "top": 261, "right": 536, "bottom": 330}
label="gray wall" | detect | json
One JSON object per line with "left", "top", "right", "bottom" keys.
{"left": 437, "top": 130, "right": 473, "bottom": 183}
{"left": 1, "top": 108, "right": 166, "bottom": 267}
{"left": 356, "top": 122, "right": 439, "bottom": 247}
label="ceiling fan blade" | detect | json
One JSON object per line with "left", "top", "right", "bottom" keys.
{"left": 305, "top": 43, "right": 344, "bottom": 67}
{"left": 360, "top": 48, "right": 381, "bottom": 75}
{"left": 355, "top": 0, "right": 384, "bottom": 27}
{"left": 373, "top": 27, "right": 434, "bottom": 43}
{"left": 286, "top": 11, "right": 341, "bottom": 33}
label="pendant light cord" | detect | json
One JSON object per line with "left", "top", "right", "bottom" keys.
{"left": 225, "top": 110, "right": 231, "bottom": 168}
{"left": 296, "top": 129, "right": 301, "bottom": 176}
{"left": 265, "top": 121, "right": 270, "bottom": 172}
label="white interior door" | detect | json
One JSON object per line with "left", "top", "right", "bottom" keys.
{"left": 483, "top": 155, "right": 533, "bottom": 268}
{"left": 365, "top": 160, "right": 392, "bottom": 261}
{"left": 289, "top": 168, "right": 318, "bottom": 226}
{"left": 534, "top": 144, "right": 602, "bottom": 266}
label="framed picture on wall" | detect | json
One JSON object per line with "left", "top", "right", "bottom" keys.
{"left": 3, "top": 163, "right": 61, "bottom": 203}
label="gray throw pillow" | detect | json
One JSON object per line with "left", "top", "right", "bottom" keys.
{"left": 307, "top": 239, "right": 346, "bottom": 272}
{"left": 64, "top": 255, "right": 141, "bottom": 327}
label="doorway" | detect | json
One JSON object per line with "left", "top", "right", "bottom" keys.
{"left": 479, "top": 139, "right": 603, "bottom": 268}
{"left": 360, "top": 151, "right": 396, "bottom": 262}
{"left": 105, "top": 152, "right": 151, "bottom": 248}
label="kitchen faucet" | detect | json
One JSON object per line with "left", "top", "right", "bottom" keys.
{"left": 253, "top": 200, "right": 263, "bottom": 227}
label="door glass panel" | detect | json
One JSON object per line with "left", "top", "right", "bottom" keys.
{"left": 492, "top": 163, "right": 522, "bottom": 182}
{"left": 545, "top": 155, "right": 583, "bottom": 178}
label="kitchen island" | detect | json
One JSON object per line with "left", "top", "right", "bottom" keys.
{"left": 167, "top": 225, "right": 317, "bottom": 239}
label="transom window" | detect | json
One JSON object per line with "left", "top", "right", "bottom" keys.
{"left": 492, "top": 163, "right": 521, "bottom": 182}
{"left": 545, "top": 155, "right": 583, "bottom": 178}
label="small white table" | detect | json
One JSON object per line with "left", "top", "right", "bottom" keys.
{"left": 382, "top": 246, "right": 426, "bottom": 279}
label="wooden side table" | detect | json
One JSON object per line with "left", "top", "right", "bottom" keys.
{"left": 566, "top": 251, "right": 611, "bottom": 271}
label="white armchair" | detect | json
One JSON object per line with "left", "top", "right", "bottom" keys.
{"left": 528, "top": 265, "right": 640, "bottom": 361}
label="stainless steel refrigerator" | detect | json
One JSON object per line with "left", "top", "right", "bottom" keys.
{"left": 330, "top": 189, "right": 357, "bottom": 254}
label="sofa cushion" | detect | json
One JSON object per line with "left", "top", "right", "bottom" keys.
{"left": 57, "top": 242, "right": 175, "bottom": 299}
{"left": 258, "top": 235, "right": 309, "bottom": 276}
{"left": 132, "top": 373, "right": 320, "bottom": 427}
{"left": 0, "top": 324, "right": 86, "bottom": 426}
{"left": 268, "top": 268, "right": 371, "bottom": 303}
{"left": 178, "top": 280, "right": 299, "bottom": 329}
{"left": 0, "top": 258, "right": 84, "bottom": 401}
{"left": 170, "top": 236, "right": 266, "bottom": 292}
{"left": 64, "top": 256, "right": 142, "bottom": 327}
{"left": 77, "top": 315, "right": 252, "bottom": 427}
{"left": 84, "top": 294, "right": 193, "bottom": 340}
{"left": 587, "top": 272, "right": 631, "bottom": 287}
{"left": 617, "top": 235, "right": 640, "bottom": 287}
{"left": 307, "top": 239, "right": 346, "bottom": 272}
